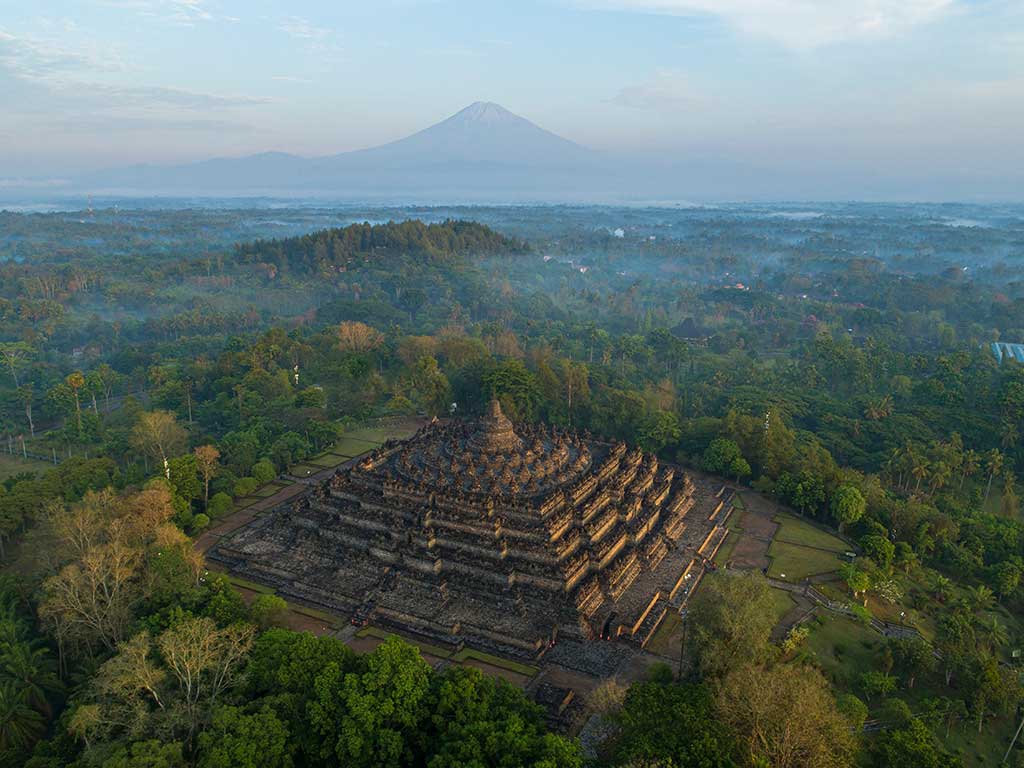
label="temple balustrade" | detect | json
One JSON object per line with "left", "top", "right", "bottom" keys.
{"left": 605, "top": 551, "right": 642, "bottom": 601}
{"left": 594, "top": 532, "right": 628, "bottom": 569}
{"left": 580, "top": 488, "right": 612, "bottom": 524}
{"left": 569, "top": 474, "right": 598, "bottom": 505}
{"left": 574, "top": 576, "right": 605, "bottom": 616}
{"left": 644, "top": 534, "right": 669, "bottom": 570}
{"left": 629, "top": 507, "right": 661, "bottom": 543}
{"left": 553, "top": 528, "right": 582, "bottom": 559}
{"left": 546, "top": 507, "right": 574, "bottom": 541}
{"left": 621, "top": 494, "right": 643, "bottom": 521}
{"left": 584, "top": 507, "right": 619, "bottom": 542}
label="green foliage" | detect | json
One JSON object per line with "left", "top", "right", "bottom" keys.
{"left": 249, "top": 595, "right": 288, "bottom": 630}
{"left": 686, "top": 572, "right": 776, "bottom": 680}
{"left": 208, "top": 492, "right": 233, "bottom": 519}
{"left": 610, "top": 682, "right": 735, "bottom": 768}
{"left": 233, "top": 477, "right": 259, "bottom": 498}
{"left": 197, "top": 706, "right": 292, "bottom": 768}
{"left": 251, "top": 459, "right": 277, "bottom": 484}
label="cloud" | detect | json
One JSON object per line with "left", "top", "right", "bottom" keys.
{"left": 0, "top": 28, "right": 124, "bottom": 81}
{"left": 610, "top": 70, "right": 703, "bottom": 110}
{"left": 0, "top": 29, "right": 265, "bottom": 111}
{"left": 579, "top": 0, "right": 955, "bottom": 48}
{"left": 279, "top": 16, "right": 343, "bottom": 58}
{"left": 97, "top": 0, "right": 222, "bottom": 26}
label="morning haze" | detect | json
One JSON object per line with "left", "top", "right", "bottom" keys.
{"left": 2, "top": 0, "right": 1022, "bottom": 201}
{"left": 2, "top": 4, "right": 1024, "bottom": 768}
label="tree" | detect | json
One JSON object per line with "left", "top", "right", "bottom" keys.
{"left": 337, "top": 321, "right": 384, "bottom": 354}
{"left": 310, "top": 635, "right": 430, "bottom": 768}
{"left": 157, "top": 617, "right": 255, "bottom": 741}
{"left": 984, "top": 448, "right": 1004, "bottom": 503}
{"left": 194, "top": 445, "right": 220, "bottom": 511}
{"left": 15, "top": 384, "right": 35, "bottom": 438}
{"left": 610, "top": 681, "right": 735, "bottom": 767}
{"left": 889, "top": 637, "right": 936, "bottom": 689}
{"left": 830, "top": 485, "right": 865, "bottom": 532}
{"left": 860, "top": 535, "right": 896, "bottom": 571}
{"left": 871, "top": 717, "right": 958, "bottom": 768}
{"left": 0, "top": 680, "right": 46, "bottom": 754}
{"left": 717, "top": 663, "right": 856, "bottom": 768}
{"left": 702, "top": 438, "right": 744, "bottom": 477}
{"left": 638, "top": 410, "right": 681, "bottom": 454}
{"left": 131, "top": 411, "right": 187, "bottom": 470}
{"left": 249, "top": 594, "right": 288, "bottom": 630}
{"left": 686, "top": 572, "right": 776, "bottom": 680}
{"left": 66, "top": 371, "right": 86, "bottom": 435}
{"left": 0, "top": 342, "right": 33, "bottom": 388}
{"left": 197, "top": 705, "right": 293, "bottom": 768}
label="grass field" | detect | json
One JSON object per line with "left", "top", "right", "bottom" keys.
{"left": 767, "top": 587, "right": 797, "bottom": 623}
{"left": 0, "top": 453, "right": 53, "bottom": 481}
{"left": 451, "top": 648, "right": 538, "bottom": 677}
{"left": 804, "top": 613, "right": 882, "bottom": 688}
{"left": 773, "top": 514, "right": 848, "bottom": 552}
{"left": 767, "top": 540, "right": 844, "bottom": 580}
{"left": 646, "top": 611, "right": 682, "bottom": 656}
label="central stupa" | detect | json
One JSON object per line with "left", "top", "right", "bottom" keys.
{"left": 212, "top": 402, "right": 719, "bottom": 656}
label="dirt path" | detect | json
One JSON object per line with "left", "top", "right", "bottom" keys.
{"left": 727, "top": 493, "right": 780, "bottom": 571}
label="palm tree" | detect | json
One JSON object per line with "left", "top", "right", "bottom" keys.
{"left": 1, "top": 643, "right": 61, "bottom": 715}
{"left": 968, "top": 585, "right": 995, "bottom": 614}
{"left": 977, "top": 617, "right": 1009, "bottom": 652}
{"left": 0, "top": 681, "right": 45, "bottom": 754}
{"left": 984, "top": 449, "right": 1004, "bottom": 503}
{"left": 932, "top": 575, "right": 954, "bottom": 604}
{"left": 960, "top": 449, "right": 980, "bottom": 489}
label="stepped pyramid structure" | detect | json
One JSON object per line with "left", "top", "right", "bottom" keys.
{"left": 212, "top": 401, "right": 729, "bottom": 657}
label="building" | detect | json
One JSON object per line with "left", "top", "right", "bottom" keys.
{"left": 211, "top": 401, "right": 729, "bottom": 659}
{"left": 991, "top": 342, "right": 1024, "bottom": 364}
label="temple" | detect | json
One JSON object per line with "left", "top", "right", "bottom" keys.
{"left": 211, "top": 401, "right": 730, "bottom": 658}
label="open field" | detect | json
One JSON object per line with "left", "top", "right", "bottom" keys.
{"left": 767, "top": 540, "right": 844, "bottom": 581}
{"left": 645, "top": 611, "right": 683, "bottom": 657}
{"left": 0, "top": 453, "right": 54, "bottom": 481}
{"left": 804, "top": 612, "right": 882, "bottom": 688}
{"left": 773, "top": 514, "right": 849, "bottom": 552}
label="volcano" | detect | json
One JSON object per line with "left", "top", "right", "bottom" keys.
{"left": 84, "top": 102, "right": 607, "bottom": 200}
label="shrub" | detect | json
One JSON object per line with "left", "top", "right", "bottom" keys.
{"left": 250, "top": 594, "right": 289, "bottom": 630}
{"left": 234, "top": 477, "right": 259, "bottom": 497}
{"left": 252, "top": 459, "right": 277, "bottom": 484}
{"left": 191, "top": 513, "right": 210, "bottom": 533}
{"left": 208, "top": 491, "right": 233, "bottom": 519}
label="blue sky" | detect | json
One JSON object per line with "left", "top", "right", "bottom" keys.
{"left": 1, "top": 0, "right": 1022, "bottom": 197}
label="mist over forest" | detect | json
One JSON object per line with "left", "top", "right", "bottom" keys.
{"left": 2, "top": 199, "right": 1024, "bottom": 768}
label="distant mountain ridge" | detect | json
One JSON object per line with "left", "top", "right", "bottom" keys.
{"left": 84, "top": 102, "right": 606, "bottom": 200}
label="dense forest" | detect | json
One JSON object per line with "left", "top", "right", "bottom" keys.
{"left": 1, "top": 204, "right": 1023, "bottom": 766}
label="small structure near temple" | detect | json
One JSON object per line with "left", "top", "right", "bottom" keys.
{"left": 211, "top": 400, "right": 729, "bottom": 658}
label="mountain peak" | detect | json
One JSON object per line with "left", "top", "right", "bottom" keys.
{"left": 453, "top": 101, "right": 518, "bottom": 123}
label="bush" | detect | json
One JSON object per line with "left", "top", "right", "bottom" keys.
{"left": 233, "top": 477, "right": 259, "bottom": 498}
{"left": 191, "top": 513, "right": 210, "bottom": 533}
{"left": 252, "top": 459, "right": 277, "bottom": 484}
{"left": 208, "top": 491, "right": 233, "bottom": 519}
{"left": 250, "top": 594, "right": 289, "bottom": 630}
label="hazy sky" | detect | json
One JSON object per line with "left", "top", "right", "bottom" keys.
{"left": 1, "top": 0, "right": 1022, "bottom": 198}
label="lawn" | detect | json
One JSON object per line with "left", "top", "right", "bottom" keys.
{"left": 773, "top": 514, "right": 848, "bottom": 552}
{"left": 308, "top": 454, "right": 348, "bottom": 468}
{"left": 713, "top": 530, "right": 739, "bottom": 566}
{"left": 332, "top": 436, "right": 384, "bottom": 457}
{"left": 804, "top": 613, "right": 882, "bottom": 688}
{"left": 646, "top": 611, "right": 683, "bottom": 657}
{"left": 0, "top": 452, "right": 54, "bottom": 481}
{"left": 767, "top": 540, "right": 844, "bottom": 581}
{"left": 252, "top": 482, "right": 287, "bottom": 498}
{"left": 767, "top": 587, "right": 797, "bottom": 624}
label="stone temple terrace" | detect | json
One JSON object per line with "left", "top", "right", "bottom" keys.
{"left": 211, "top": 401, "right": 732, "bottom": 659}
